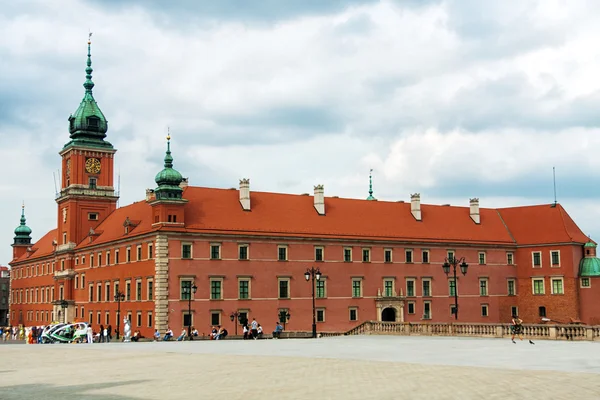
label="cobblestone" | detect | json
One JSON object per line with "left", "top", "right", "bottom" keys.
{"left": 1, "top": 336, "right": 599, "bottom": 400}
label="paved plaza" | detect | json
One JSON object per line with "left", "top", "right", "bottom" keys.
{"left": 1, "top": 336, "right": 599, "bottom": 399}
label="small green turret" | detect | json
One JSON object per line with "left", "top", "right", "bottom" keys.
{"left": 14, "top": 204, "right": 32, "bottom": 246}
{"left": 367, "top": 169, "right": 377, "bottom": 201}
{"left": 580, "top": 240, "right": 600, "bottom": 277}
{"left": 154, "top": 134, "right": 184, "bottom": 200}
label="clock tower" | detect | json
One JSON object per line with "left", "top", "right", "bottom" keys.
{"left": 56, "top": 36, "right": 118, "bottom": 247}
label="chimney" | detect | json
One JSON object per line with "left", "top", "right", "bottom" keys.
{"left": 470, "top": 198, "right": 480, "bottom": 224}
{"left": 239, "top": 178, "right": 250, "bottom": 211}
{"left": 411, "top": 193, "right": 421, "bottom": 221}
{"left": 145, "top": 189, "right": 155, "bottom": 202}
{"left": 314, "top": 184, "right": 325, "bottom": 215}
{"left": 180, "top": 177, "right": 189, "bottom": 189}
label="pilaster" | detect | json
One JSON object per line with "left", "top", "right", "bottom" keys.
{"left": 154, "top": 234, "right": 169, "bottom": 333}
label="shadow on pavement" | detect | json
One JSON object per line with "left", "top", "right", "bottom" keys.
{"left": 0, "top": 379, "right": 150, "bottom": 400}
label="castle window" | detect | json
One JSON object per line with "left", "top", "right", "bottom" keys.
{"left": 89, "top": 177, "right": 97, "bottom": 189}
{"left": 88, "top": 213, "right": 98, "bottom": 221}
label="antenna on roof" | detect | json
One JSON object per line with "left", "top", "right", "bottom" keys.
{"left": 52, "top": 171, "right": 58, "bottom": 197}
{"left": 117, "top": 167, "right": 121, "bottom": 208}
{"left": 552, "top": 166, "right": 557, "bottom": 207}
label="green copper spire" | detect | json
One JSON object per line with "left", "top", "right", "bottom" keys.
{"left": 154, "top": 132, "right": 184, "bottom": 200}
{"left": 64, "top": 33, "right": 112, "bottom": 150}
{"left": 366, "top": 169, "right": 376, "bottom": 201}
{"left": 14, "top": 203, "right": 32, "bottom": 245}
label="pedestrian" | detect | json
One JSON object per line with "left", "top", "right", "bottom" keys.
{"left": 107, "top": 325, "right": 112, "bottom": 342}
{"left": 251, "top": 318, "right": 258, "bottom": 339}
{"left": 86, "top": 323, "right": 94, "bottom": 344}
{"left": 511, "top": 314, "right": 534, "bottom": 344}
{"left": 99, "top": 325, "right": 105, "bottom": 343}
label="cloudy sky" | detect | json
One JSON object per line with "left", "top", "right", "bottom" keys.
{"left": 1, "top": 0, "right": 599, "bottom": 264}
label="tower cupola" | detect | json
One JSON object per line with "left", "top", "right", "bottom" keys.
{"left": 154, "top": 134, "right": 184, "bottom": 200}
{"left": 579, "top": 239, "right": 600, "bottom": 277}
{"left": 64, "top": 33, "right": 112, "bottom": 150}
{"left": 13, "top": 204, "right": 32, "bottom": 246}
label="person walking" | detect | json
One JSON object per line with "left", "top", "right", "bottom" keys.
{"left": 86, "top": 323, "right": 94, "bottom": 344}
{"left": 99, "top": 325, "right": 105, "bottom": 343}
{"left": 107, "top": 325, "right": 112, "bottom": 342}
{"left": 251, "top": 318, "right": 258, "bottom": 340}
{"left": 511, "top": 314, "right": 534, "bottom": 344}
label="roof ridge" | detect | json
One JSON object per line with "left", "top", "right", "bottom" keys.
{"left": 495, "top": 209, "right": 517, "bottom": 244}
{"left": 557, "top": 204, "right": 574, "bottom": 242}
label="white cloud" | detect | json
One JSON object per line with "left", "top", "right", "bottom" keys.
{"left": 1, "top": 0, "right": 600, "bottom": 264}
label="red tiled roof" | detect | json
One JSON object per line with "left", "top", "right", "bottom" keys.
{"left": 15, "top": 188, "right": 590, "bottom": 262}
{"left": 0, "top": 266, "right": 8, "bottom": 271}
{"left": 77, "top": 200, "right": 156, "bottom": 248}
{"left": 14, "top": 229, "right": 57, "bottom": 263}
{"left": 497, "top": 204, "right": 589, "bottom": 245}
{"left": 180, "top": 187, "right": 515, "bottom": 244}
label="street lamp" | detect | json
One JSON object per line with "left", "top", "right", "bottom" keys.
{"left": 114, "top": 290, "right": 125, "bottom": 340}
{"left": 185, "top": 283, "right": 198, "bottom": 339}
{"left": 230, "top": 311, "right": 242, "bottom": 336}
{"left": 304, "top": 267, "right": 321, "bottom": 338}
{"left": 278, "top": 310, "right": 291, "bottom": 330}
{"left": 60, "top": 300, "right": 68, "bottom": 323}
{"left": 442, "top": 256, "right": 469, "bottom": 320}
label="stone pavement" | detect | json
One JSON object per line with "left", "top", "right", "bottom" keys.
{"left": 1, "top": 336, "right": 599, "bottom": 400}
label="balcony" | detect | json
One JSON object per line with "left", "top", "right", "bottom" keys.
{"left": 56, "top": 242, "right": 76, "bottom": 252}
{"left": 54, "top": 269, "right": 76, "bottom": 279}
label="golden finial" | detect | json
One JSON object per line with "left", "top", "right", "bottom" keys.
{"left": 88, "top": 31, "right": 93, "bottom": 45}
{"left": 166, "top": 126, "right": 171, "bottom": 141}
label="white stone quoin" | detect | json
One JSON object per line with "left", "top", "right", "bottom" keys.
{"left": 470, "top": 198, "right": 480, "bottom": 224}
{"left": 314, "top": 184, "right": 325, "bottom": 215}
{"left": 239, "top": 178, "right": 251, "bottom": 211}
{"left": 411, "top": 193, "right": 422, "bottom": 221}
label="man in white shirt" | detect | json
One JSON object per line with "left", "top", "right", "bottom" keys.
{"left": 86, "top": 324, "right": 94, "bottom": 344}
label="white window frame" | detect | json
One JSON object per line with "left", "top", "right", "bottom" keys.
{"left": 383, "top": 278, "right": 395, "bottom": 297}
{"left": 422, "top": 278, "right": 432, "bottom": 297}
{"left": 362, "top": 248, "right": 371, "bottom": 263}
{"left": 479, "top": 278, "right": 489, "bottom": 296}
{"left": 580, "top": 277, "right": 591, "bottom": 288}
{"left": 343, "top": 247, "right": 352, "bottom": 262}
{"left": 405, "top": 278, "right": 416, "bottom": 297}
{"left": 532, "top": 278, "right": 545, "bottom": 295}
{"left": 384, "top": 248, "right": 393, "bottom": 263}
{"left": 407, "top": 301, "right": 416, "bottom": 314}
{"left": 550, "top": 250, "right": 561, "bottom": 267}
{"left": 277, "top": 277, "right": 290, "bottom": 299}
{"left": 277, "top": 245, "right": 288, "bottom": 261}
{"left": 550, "top": 277, "right": 564, "bottom": 295}
{"left": 238, "top": 244, "right": 249, "bottom": 260}
{"left": 314, "top": 246, "right": 324, "bottom": 262}
{"left": 422, "top": 250, "right": 430, "bottom": 264}
{"left": 349, "top": 307, "right": 358, "bottom": 322}
{"left": 210, "top": 243, "right": 221, "bottom": 260}
{"left": 351, "top": 278, "right": 362, "bottom": 298}
{"left": 478, "top": 252, "right": 486, "bottom": 265}
{"left": 532, "top": 251, "right": 542, "bottom": 268}
{"left": 481, "top": 304, "right": 489, "bottom": 317}
{"left": 423, "top": 301, "right": 432, "bottom": 320}
{"left": 507, "top": 278, "right": 516, "bottom": 296}
{"left": 181, "top": 243, "right": 192, "bottom": 259}
{"left": 405, "top": 249, "right": 413, "bottom": 263}
{"left": 507, "top": 252, "right": 514, "bottom": 265}
{"left": 316, "top": 308, "right": 325, "bottom": 323}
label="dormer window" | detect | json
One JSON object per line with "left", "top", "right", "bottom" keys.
{"left": 69, "top": 118, "right": 75, "bottom": 131}
{"left": 89, "top": 177, "right": 97, "bottom": 189}
{"left": 87, "top": 116, "right": 100, "bottom": 128}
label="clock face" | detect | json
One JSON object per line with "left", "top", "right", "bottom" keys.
{"left": 85, "top": 158, "right": 101, "bottom": 174}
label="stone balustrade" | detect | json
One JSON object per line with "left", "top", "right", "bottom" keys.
{"left": 323, "top": 321, "right": 600, "bottom": 341}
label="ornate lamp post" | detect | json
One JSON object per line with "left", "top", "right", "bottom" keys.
{"left": 114, "top": 290, "right": 125, "bottom": 340}
{"left": 278, "top": 310, "right": 291, "bottom": 330}
{"left": 185, "top": 283, "right": 198, "bottom": 339}
{"left": 442, "top": 256, "right": 469, "bottom": 320}
{"left": 304, "top": 267, "right": 321, "bottom": 338}
{"left": 230, "top": 311, "right": 242, "bottom": 336}
{"left": 60, "top": 300, "right": 68, "bottom": 323}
